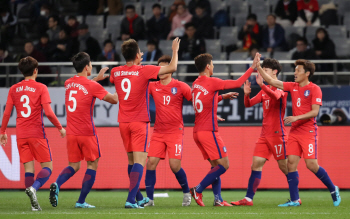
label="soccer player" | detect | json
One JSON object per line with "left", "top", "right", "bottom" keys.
{"left": 190, "top": 53, "right": 261, "bottom": 206}
{"left": 231, "top": 58, "right": 289, "bottom": 206}
{"left": 49, "top": 52, "right": 118, "bottom": 208}
{"left": 110, "top": 38, "right": 181, "bottom": 208}
{"left": 0, "top": 56, "right": 66, "bottom": 211}
{"left": 257, "top": 57, "right": 341, "bottom": 207}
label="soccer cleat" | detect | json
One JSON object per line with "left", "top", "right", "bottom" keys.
{"left": 190, "top": 187, "right": 205, "bottom": 207}
{"left": 75, "top": 202, "right": 96, "bottom": 208}
{"left": 125, "top": 202, "right": 144, "bottom": 209}
{"left": 49, "top": 182, "right": 59, "bottom": 207}
{"left": 137, "top": 197, "right": 150, "bottom": 207}
{"left": 222, "top": 200, "right": 233, "bottom": 206}
{"left": 332, "top": 186, "right": 341, "bottom": 207}
{"left": 231, "top": 198, "right": 253, "bottom": 206}
{"left": 182, "top": 193, "right": 191, "bottom": 206}
{"left": 144, "top": 199, "right": 155, "bottom": 207}
{"left": 25, "top": 186, "right": 41, "bottom": 211}
{"left": 278, "top": 199, "right": 301, "bottom": 207}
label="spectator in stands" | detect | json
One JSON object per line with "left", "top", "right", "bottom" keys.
{"left": 167, "top": 4, "right": 192, "bottom": 40}
{"left": 313, "top": 27, "right": 336, "bottom": 72}
{"left": 73, "top": 0, "right": 99, "bottom": 16}
{"left": 46, "top": 15, "right": 61, "bottom": 41}
{"left": 66, "top": 16, "right": 80, "bottom": 40}
{"left": 97, "top": 39, "right": 121, "bottom": 62}
{"left": 188, "top": 0, "right": 211, "bottom": 16}
{"left": 179, "top": 22, "right": 206, "bottom": 81}
{"left": 291, "top": 37, "right": 316, "bottom": 63}
{"left": 168, "top": 0, "right": 186, "bottom": 23}
{"left": 120, "top": 5, "right": 145, "bottom": 41}
{"left": 143, "top": 40, "right": 163, "bottom": 62}
{"left": 274, "top": 0, "right": 298, "bottom": 27}
{"left": 36, "top": 4, "right": 51, "bottom": 35}
{"left": 238, "top": 14, "right": 262, "bottom": 51}
{"left": 192, "top": 3, "right": 214, "bottom": 39}
{"left": 147, "top": 3, "right": 170, "bottom": 42}
{"left": 35, "top": 33, "right": 56, "bottom": 61}
{"left": 52, "top": 29, "right": 75, "bottom": 61}
{"left": 0, "top": 7, "right": 17, "bottom": 44}
{"left": 294, "top": 0, "right": 320, "bottom": 27}
{"left": 97, "top": 0, "right": 123, "bottom": 15}
{"left": 262, "top": 14, "right": 288, "bottom": 52}
{"left": 78, "top": 24, "right": 101, "bottom": 61}
{"left": 17, "top": 41, "right": 53, "bottom": 85}
{"left": 0, "top": 44, "right": 15, "bottom": 87}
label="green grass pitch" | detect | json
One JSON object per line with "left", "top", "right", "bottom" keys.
{"left": 0, "top": 190, "right": 348, "bottom": 218}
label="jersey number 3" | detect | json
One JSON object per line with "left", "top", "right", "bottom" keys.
{"left": 20, "top": 95, "right": 31, "bottom": 118}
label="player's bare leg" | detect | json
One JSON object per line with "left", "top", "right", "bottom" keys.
{"left": 144, "top": 157, "right": 161, "bottom": 206}
{"left": 50, "top": 161, "right": 80, "bottom": 207}
{"left": 304, "top": 159, "right": 341, "bottom": 206}
{"left": 277, "top": 159, "right": 288, "bottom": 175}
{"left": 169, "top": 159, "right": 191, "bottom": 206}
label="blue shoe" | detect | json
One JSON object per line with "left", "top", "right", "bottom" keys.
{"left": 278, "top": 200, "right": 301, "bottom": 207}
{"left": 75, "top": 202, "right": 95, "bottom": 208}
{"left": 49, "top": 182, "right": 59, "bottom": 207}
{"left": 125, "top": 201, "right": 144, "bottom": 209}
{"left": 332, "top": 186, "right": 341, "bottom": 207}
{"left": 137, "top": 197, "right": 150, "bottom": 207}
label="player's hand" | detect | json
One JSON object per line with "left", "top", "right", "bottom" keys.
{"left": 59, "top": 128, "right": 66, "bottom": 138}
{"left": 251, "top": 52, "right": 261, "bottom": 69}
{"left": 256, "top": 73, "right": 264, "bottom": 86}
{"left": 284, "top": 116, "right": 299, "bottom": 124}
{"left": 93, "top": 67, "right": 109, "bottom": 82}
{"left": 0, "top": 134, "right": 7, "bottom": 146}
{"left": 172, "top": 37, "right": 181, "bottom": 52}
{"left": 244, "top": 80, "right": 251, "bottom": 96}
{"left": 222, "top": 92, "right": 239, "bottom": 100}
{"left": 217, "top": 116, "right": 225, "bottom": 121}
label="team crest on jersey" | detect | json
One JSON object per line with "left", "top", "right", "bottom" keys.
{"left": 171, "top": 87, "right": 177, "bottom": 95}
{"left": 304, "top": 90, "right": 310, "bottom": 97}
{"left": 223, "top": 146, "right": 227, "bottom": 153}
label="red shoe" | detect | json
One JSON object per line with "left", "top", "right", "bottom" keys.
{"left": 222, "top": 200, "right": 233, "bottom": 206}
{"left": 231, "top": 198, "right": 253, "bottom": 206}
{"left": 190, "top": 187, "right": 205, "bottom": 207}
{"left": 298, "top": 199, "right": 302, "bottom": 205}
{"left": 214, "top": 200, "right": 233, "bottom": 206}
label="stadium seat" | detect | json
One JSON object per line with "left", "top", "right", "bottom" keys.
{"left": 219, "top": 26, "right": 239, "bottom": 46}
{"left": 210, "top": 0, "right": 227, "bottom": 16}
{"left": 336, "top": 0, "right": 350, "bottom": 16}
{"left": 205, "top": 39, "right": 222, "bottom": 57}
{"left": 90, "top": 29, "right": 110, "bottom": 46}
{"left": 138, "top": 40, "right": 148, "bottom": 52}
{"left": 85, "top": 15, "right": 104, "bottom": 29}
{"left": 284, "top": 26, "right": 303, "bottom": 38}
{"left": 256, "top": 12, "right": 269, "bottom": 25}
{"left": 272, "top": 51, "right": 293, "bottom": 73}
{"left": 106, "top": 15, "right": 124, "bottom": 40}
{"left": 305, "top": 26, "right": 321, "bottom": 44}
{"left": 159, "top": 40, "right": 173, "bottom": 55}
{"left": 143, "top": 2, "right": 156, "bottom": 20}
{"left": 229, "top": 52, "right": 247, "bottom": 61}
{"left": 250, "top": 1, "right": 270, "bottom": 14}
{"left": 227, "top": 0, "right": 248, "bottom": 14}
{"left": 327, "top": 25, "right": 347, "bottom": 39}
{"left": 234, "top": 12, "right": 248, "bottom": 27}
{"left": 333, "top": 37, "right": 350, "bottom": 57}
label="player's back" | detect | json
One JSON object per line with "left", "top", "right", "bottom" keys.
{"left": 150, "top": 79, "right": 191, "bottom": 134}
{"left": 9, "top": 79, "right": 51, "bottom": 139}
{"left": 110, "top": 65, "right": 160, "bottom": 123}
{"left": 192, "top": 76, "right": 225, "bottom": 133}
{"left": 65, "top": 76, "right": 107, "bottom": 136}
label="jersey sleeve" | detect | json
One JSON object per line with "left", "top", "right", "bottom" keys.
{"left": 244, "top": 91, "right": 262, "bottom": 107}
{"left": 312, "top": 85, "right": 322, "bottom": 106}
{"left": 91, "top": 81, "right": 109, "bottom": 100}
{"left": 261, "top": 85, "right": 285, "bottom": 100}
{"left": 181, "top": 82, "right": 192, "bottom": 101}
{"left": 210, "top": 77, "right": 226, "bottom": 91}
{"left": 1, "top": 90, "right": 14, "bottom": 134}
{"left": 282, "top": 82, "right": 294, "bottom": 92}
{"left": 149, "top": 82, "right": 154, "bottom": 96}
{"left": 143, "top": 65, "right": 161, "bottom": 80}
{"left": 41, "top": 85, "right": 51, "bottom": 104}
{"left": 109, "top": 73, "right": 114, "bottom": 84}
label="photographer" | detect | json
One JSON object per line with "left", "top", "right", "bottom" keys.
{"left": 238, "top": 14, "right": 262, "bottom": 51}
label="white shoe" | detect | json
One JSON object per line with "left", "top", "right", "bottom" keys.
{"left": 25, "top": 186, "right": 41, "bottom": 211}
{"left": 144, "top": 199, "right": 154, "bottom": 207}
{"left": 182, "top": 193, "right": 191, "bottom": 206}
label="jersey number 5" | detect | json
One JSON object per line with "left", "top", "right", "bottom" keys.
{"left": 68, "top": 90, "right": 77, "bottom": 112}
{"left": 20, "top": 95, "right": 31, "bottom": 118}
{"left": 192, "top": 92, "right": 203, "bottom": 113}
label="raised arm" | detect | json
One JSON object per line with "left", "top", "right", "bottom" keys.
{"left": 256, "top": 73, "right": 284, "bottom": 100}
{"left": 243, "top": 80, "right": 262, "bottom": 107}
{"left": 256, "top": 59, "right": 284, "bottom": 90}
{"left": 158, "top": 38, "right": 180, "bottom": 75}
{"left": 103, "top": 92, "right": 119, "bottom": 104}
{"left": 284, "top": 104, "right": 320, "bottom": 124}
{"left": 42, "top": 103, "right": 66, "bottom": 138}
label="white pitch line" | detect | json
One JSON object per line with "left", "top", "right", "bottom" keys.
{"left": 0, "top": 212, "right": 347, "bottom": 215}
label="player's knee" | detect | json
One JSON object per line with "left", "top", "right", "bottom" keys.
{"left": 251, "top": 161, "right": 264, "bottom": 171}
{"left": 170, "top": 164, "right": 181, "bottom": 173}
{"left": 278, "top": 162, "right": 288, "bottom": 175}
{"left": 306, "top": 162, "right": 318, "bottom": 173}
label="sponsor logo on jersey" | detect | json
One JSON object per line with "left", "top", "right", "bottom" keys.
{"left": 293, "top": 89, "right": 298, "bottom": 91}
{"left": 304, "top": 90, "right": 310, "bottom": 97}
{"left": 156, "top": 89, "right": 162, "bottom": 91}
{"left": 171, "top": 87, "right": 177, "bottom": 95}
{"left": 223, "top": 146, "right": 227, "bottom": 153}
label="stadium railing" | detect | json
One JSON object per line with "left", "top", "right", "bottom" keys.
{"left": 1, "top": 60, "right": 349, "bottom": 87}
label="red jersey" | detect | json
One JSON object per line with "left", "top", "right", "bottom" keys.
{"left": 5, "top": 79, "right": 51, "bottom": 139}
{"left": 283, "top": 82, "right": 322, "bottom": 136}
{"left": 244, "top": 85, "right": 288, "bottom": 137}
{"left": 192, "top": 76, "right": 227, "bottom": 133}
{"left": 65, "top": 76, "right": 108, "bottom": 136}
{"left": 110, "top": 65, "right": 161, "bottom": 123}
{"left": 149, "top": 79, "right": 192, "bottom": 134}
{"left": 297, "top": 0, "right": 319, "bottom": 12}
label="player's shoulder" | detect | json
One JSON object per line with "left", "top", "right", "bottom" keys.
{"left": 174, "top": 79, "right": 190, "bottom": 87}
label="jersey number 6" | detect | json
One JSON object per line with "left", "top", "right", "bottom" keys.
{"left": 192, "top": 92, "right": 203, "bottom": 113}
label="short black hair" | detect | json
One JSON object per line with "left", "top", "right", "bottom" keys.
{"left": 295, "top": 59, "right": 315, "bottom": 79}
{"left": 195, "top": 2, "right": 206, "bottom": 9}
{"left": 158, "top": 55, "right": 172, "bottom": 65}
{"left": 185, "top": 22, "right": 195, "bottom": 29}
{"left": 152, "top": 3, "right": 161, "bottom": 9}
{"left": 40, "top": 33, "right": 49, "bottom": 39}
{"left": 296, "top": 37, "right": 308, "bottom": 45}
{"left": 103, "top": 39, "right": 114, "bottom": 47}
{"left": 247, "top": 14, "right": 257, "bottom": 21}
{"left": 25, "top": 40, "right": 34, "bottom": 46}
{"left": 68, "top": 15, "right": 77, "bottom": 20}
{"left": 71, "top": 52, "right": 91, "bottom": 73}
{"left": 249, "top": 44, "right": 259, "bottom": 52}
{"left": 121, "top": 39, "right": 139, "bottom": 61}
{"left": 18, "top": 56, "right": 38, "bottom": 77}
{"left": 261, "top": 58, "right": 282, "bottom": 76}
{"left": 125, "top": 5, "right": 135, "bottom": 11}
{"left": 49, "top": 15, "right": 59, "bottom": 23}
{"left": 194, "top": 53, "right": 213, "bottom": 72}
{"left": 267, "top": 14, "right": 276, "bottom": 19}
